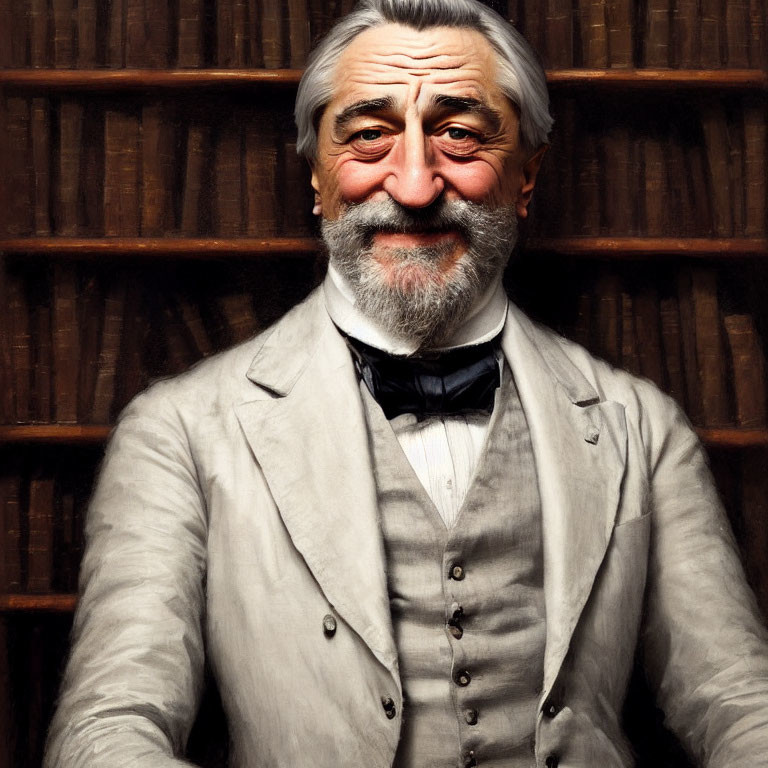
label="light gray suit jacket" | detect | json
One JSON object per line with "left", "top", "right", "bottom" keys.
{"left": 45, "top": 287, "right": 768, "bottom": 767}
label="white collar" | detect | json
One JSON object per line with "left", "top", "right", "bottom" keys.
{"left": 322, "top": 262, "right": 508, "bottom": 355}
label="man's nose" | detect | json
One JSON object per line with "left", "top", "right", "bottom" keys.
{"left": 382, "top": 127, "right": 444, "bottom": 209}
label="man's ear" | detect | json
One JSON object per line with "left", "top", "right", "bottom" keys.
{"left": 309, "top": 161, "right": 322, "bottom": 216}
{"left": 515, "top": 144, "right": 548, "bottom": 219}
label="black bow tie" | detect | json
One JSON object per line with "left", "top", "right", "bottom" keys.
{"left": 346, "top": 337, "right": 501, "bottom": 421}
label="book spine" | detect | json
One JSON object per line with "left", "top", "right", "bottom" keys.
{"left": 700, "top": 103, "right": 734, "bottom": 238}
{"left": 125, "top": 0, "right": 147, "bottom": 67}
{"left": 601, "top": 122, "right": 635, "bottom": 234}
{"left": 104, "top": 109, "right": 141, "bottom": 236}
{"left": 642, "top": 129, "right": 667, "bottom": 236}
{"left": 676, "top": 267, "right": 704, "bottom": 424}
{"left": 0, "top": 0, "right": 13, "bottom": 67}
{"left": 81, "top": 106, "right": 105, "bottom": 235}
{"left": 113, "top": 276, "right": 148, "bottom": 416}
{"left": 218, "top": 292, "right": 259, "bottom": 345}
{"left": 659, "top": 295, "right": 687, "bottom": 408}
{"left": 10, "top": 0, "right": 29, "bottom": 66}
{"left": 141, "top": 103, "right": 175, "bottom": 236}
{"left": 644, "top": 0, "right": 670, "bottom": 67}
{"left": 27, "top": 477, "right": 55, "bottom": 593}
{"left": 52, "top": 264, "right": 80, "bottom": 424}
{"left": 575, "top": 116, "right": 602, "bottom": 235}
{"left": 748, "top": 0, "right": 767, "bottom": 68}
{"left": 77, "top": 0, "right": 98, "bottom": 67}
{"left": 177, "top": 0, "right": 205, "bottom": 67}
{"left": 594, "top": 272, "right": 621, "bottom": 366}
{"left": 605, "top": 0, "right": 632, "bottom": 67}
{"left": 699, "top": 0, "right": 723, "bottom": 67}
{"left": 216, "top": 0, "right": 234, "bottom": 66}
{"left": 684, "top": 128, "right": 713, "bottom": 236}
{"left": 5, "top": 97, "right": 33, "bottom": 236}
{"left": 161, "top": 302, "right": 197, "bottom": 374}
{"left": 690, "top": 267, "right": 730, "bottom": 427}
{"left": 671, "top": 0, "right": 699, "bottom": 67}
{"left": 743, "top": 100, "right": 766, "bottom": 238}
{"left": 728, "top": 108, "right": 746, "bottom": 236}
{"left": 56, "top": 100, "right": 84, "bottom": 236}
{"left": 577, "top": 0, "right": 608, "bottom": 67}
{"left": 724, "top": 314, "right": 767, "bottom": 428}
{"left": 620, "top": 292, "right": 641, "bottom": 375}
{"left": 52, "top": 0, "right": 75, "bottom": 67}
{"left": 0, "top": 474, "right": 23, "bottom": 591}
{"left": 281, "top": 136, "right": 315, "bottom": 236}
{"left": 175, "top": 293, "right": 213, "bottom": 358}
{"left": 634, "top": 285, "right": 665, "bottom": 389}
{"left": 244, "top": 114, "right": 279, "bottom": 236}
{"left": 181, "top": 124, "right": 212, "bottom": 235}
{"left": 288, "top": 0, "right": 311, "bottom": 68}
{"left": 77, "top": 275, "right": 104, "bottom": 422}
{"left": 260, "top": 0, "right": 286, "bottom": 68}
{"left": 144, "top": 0, "right": 171, "bottom": 67}
{"left": 30, "top": 0, "right": 49, "bottom": 67}
{"left": 32, "top": 285, "right": 53, "bottom": 423}
{"left": 725, "top": 0, "right": 751, "bottom": 67}
{"left": 8, "top": 270, "right": 32, "bottom": 424}
{"left": 232, "top": 0, "right": 249, "bottom": 67}
{"left": 213, "top": 122, "right": 243, "bottom": 236}
{"left": 0, "top": 258, "right": 17, "bottom": 422}
{"left": 90, "top": 279, "right": 127, "bottom": 424}
{"left": 30, "top": 98, "right": 51, "bottom": 236}
{"left": 572, "top": 292, "right": 592, "bottom": 349}
{"left": 108, "top": 0, "right": 126, "bottom": 67}
{"left": 544, "top": 0, "right": 573, "bottom": 68}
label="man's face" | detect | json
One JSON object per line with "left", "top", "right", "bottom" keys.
{"left": 312, "top": 23, "right": 545, "bottom": 346}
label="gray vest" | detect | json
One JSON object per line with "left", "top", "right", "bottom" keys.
{"left": 362, "top": 365, "right": 545, "bottom": 768}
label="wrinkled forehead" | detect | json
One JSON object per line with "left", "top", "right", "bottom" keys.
{"left": 330, "top": 23, "right": 504, "bottom": 113}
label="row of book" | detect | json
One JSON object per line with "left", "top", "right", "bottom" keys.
{"left": 0, "top": 259, "right": 319, "bottom": 425}
{"left": 513, "top": 0, "right": 767, "bottom": 69}
{"left": 554, "top": 265, "right": 768, "bottom": 429}
{"left": 1, "top": 95, "right": 315, "bottom": 238}
{"left": 531, "top": 95, "right": 767, "bottom": 238}
{"left": 2, "top": 93, "right": 765, "bottom": 238}
{"left": 0, "top": 0, "right": 357, "bottom": 69}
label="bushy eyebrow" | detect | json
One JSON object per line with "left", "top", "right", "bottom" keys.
{"left": 430, "top": 95, "right": 503, "bottom": 134}
{"left": 334, "top": 97, "right": 398, "bottom": 133}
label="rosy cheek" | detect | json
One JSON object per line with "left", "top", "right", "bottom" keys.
{"left": 437, "top": 159, "right": 508, "bottom": 203}
{"left": 335, "top": 159, "right": 391, "bottom": 204}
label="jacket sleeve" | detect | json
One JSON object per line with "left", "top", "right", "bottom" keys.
{"left": 44, "top": 386, "right": 208, "bottom": 767}
{"left": 640, "top": 394, "right": 768, "bottom": 766}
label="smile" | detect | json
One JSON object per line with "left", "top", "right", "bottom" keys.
{"left": 372, "top": 231, "right": 463, "bottom": 248}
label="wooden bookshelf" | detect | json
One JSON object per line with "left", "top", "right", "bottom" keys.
{"left": 0, "top": 593, "right": 77, "bottom": 612}
{"left": 525, "top": 238, "right": 768, "bottom": 260}
{"left": 0, "top": 68, "right": 766, "bottom": 92}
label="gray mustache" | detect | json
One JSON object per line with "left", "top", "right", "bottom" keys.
{"left": 339, "top": 199, "right": 479, "bottom": 237}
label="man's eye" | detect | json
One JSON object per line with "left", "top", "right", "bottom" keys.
{"left": 358, "top": 129, "right": 382, "bottom": 141}
{"left": 446, "top": 127, "right": 475, "bottom": 140}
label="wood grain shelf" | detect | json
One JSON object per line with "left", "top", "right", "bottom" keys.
{"left": 0, "top": 68, "right": 765, "bottom": 91}
{"left": 525, "top": 237, "right": 768, "bottom": 259}
{"left": 3, "top": 237, "right": 767, "bottom": 261}
{"left": 0, "top": 593, "right": 77, "bottom": 612}
{"left": 0, "top": 237, "right": 320, "bottom": 259}
{"left": 1, "top": 423, "right": 767, "bottom": 449}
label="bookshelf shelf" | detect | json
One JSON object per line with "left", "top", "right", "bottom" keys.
{"left": 0, "top": 68, "right": 765, "bottom": 92}
{"left": 0, "top": 594, "right": 77, "bottom": 612}
{"left": 0, "top": 237, "right": 321, "bottom": 259}
{"left": 1, "top": 424, "right": 767, "bottom": 449}
{"left": 3, "top": 237, "right": 767, "bottom": 261}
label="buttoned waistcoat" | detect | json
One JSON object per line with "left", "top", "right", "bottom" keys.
{"left": 45, "top": 287, "right": 768, "bottom": 768}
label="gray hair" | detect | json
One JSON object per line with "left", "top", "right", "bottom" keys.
{"left": 294, "top": 0, "right": 553, "bottom": 159}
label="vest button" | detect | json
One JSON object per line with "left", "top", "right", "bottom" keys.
{"left": 447, "top": 622, "right": 463, "bottom": 639}
{"left": 542, "top": 699, "right": 560, "bottom": 718}
{"left": 464, "top": 708, "right": 478, "bottom": 725}
{"left": 381, "top": 696, "right": 397, "bottom": 719}
{"left": 545, "top": 755, "right": 559, "bottom": 768}
{"left": 455, "top": 669, "right": 471, "bottom": 687}
{"left": 450, "top": 564, "right": 466, "bottom": 580}
{"left": 322, "top": 614, "right": 337, "bottom": 637}
{"left": 464, "top": 751, "right": 477, "bottom": 767}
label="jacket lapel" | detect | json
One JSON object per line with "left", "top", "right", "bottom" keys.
{"left": 233, "top": 290, "right": 399, "bottom": 684}
{"left": 502, "top": 304, "right": 628, "bottom": 692}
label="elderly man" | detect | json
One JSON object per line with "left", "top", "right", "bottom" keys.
{"left": 45, "top": 1, "right": 768, "bottom": 767}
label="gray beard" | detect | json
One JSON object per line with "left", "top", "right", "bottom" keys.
{"left": 321, "top": 198, "right": 518, "bottom": 350}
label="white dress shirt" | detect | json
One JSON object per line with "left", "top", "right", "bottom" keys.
{"left": 323, "top": 264, "right": 508, "bottom": 528}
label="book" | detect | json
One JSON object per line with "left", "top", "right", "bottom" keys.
{"left": 676, "top": 268, "right": 704, "bottom": 424}
{"left": 7, "top": 269, "right": 32, "bottom": 423}
{"left": 232, "top": 0, "right": 249, "bottom": 66}
{"left": 0, "top": 0, "right": 13, "bottom": 67}
{"left": 572, "top": 292, "right": 593, "bottom": 349}
{"left": 659, "top": 295, "right": 687, "bottom": 408}
{"left": 77, "top": 274, "right": 105, "bottom": 422}
{"left": 634, "top": 284, "right": 665, "bottom": 390}
{"left": 56, "top": 100, "right": 84, "bottom": 236}
{"left": 281, "top": 136, "right": 314, "bottom": 236}
{"left": 144, "top": 0, "right": 171, "bottom": 67}
{"left": 77, "top": 0, "right": 98, "bottom": 67}
{"left": 213, "top": 122, "right": 243, "bottom": 236}
{"left": 748, "top": 0, "right": 767, "bottom": 68}
{"left": 700, "top": 103, "right": 734, "bottom": 238}
{"left": 30, "top": 98, "right": 51, "bottom": 236}
{"left": 108, "top": 0, "right": 126, "bottom": 67}
{"left": 177, "top": 0, "right": 205, "bottom": 67}
{"left": 27, "top": 476, "right": 55, "bottom": 593}
{"left": 684, "top": 129, "right": 713, "bottom": 237}
{"left": 57, "top": 488, "right": 77, "bottom": 591}
{"left": 52, "top": 0, "right": 75, "bottom": 67}
{"left": 544, "top": 0, "right": 573, "bottom": 68}
{"left": 32, "top": 283, "right": 52, "bottom": 422}
{"left": 113, "top": 274, "right": 149, "bottom": 416}
{"left": 577, "top": 0, "right": 608, "bottom": 67}
{"left": 261, "top": 0, "right": 286, "bottom": 68}
{"left": 743, "top": 100, "right": 767, "bottom": 237}
{"left": 724, "top": 314, "right": 767, "bottom": 428}
{"left": 644, "top": 0, "right": 670, "bottom": 67}
{"left": 690, "top": 268, "right": 730, "bottom": 427}
{"left": 104, "top": 108, "right": 141, "bottom": 236}
{"left": 81, "top": 105, "right": 105, "bottom": 235}
{"left": 90, "top": 278, "right": 127, "bottom": 424}
{"left": 175, "top": 293, "right": 213, "bottom": 358}
{"left": 594, "top": 272, "right": 621, "bottom": 367}
{"left": 181, "top": 124, "right": 212, "bottom": 235}
{"left": 52, "top": 264, "right": 80, "bottom": 424}
{"left": 601, "top": 122, "right": 634, "bottom": 234}
{"left": 125, "top": 0, "right": 147, "bottom": 67}
{"left": 141, "top": 103, "right": 175, "bottom": 236}
{"left": 0, "top": 473, "right": 23, "bottom": 590}
{"left": 216, "top": 0, "right": 235, "bottom": 66}
{"left": 0, "top": 258, "right": 17, "bottom": 422}
{"left": 161, "top": 302, "right": 198, "bottom": 374}
{"left": 30, "top": 0, "right": 49, "bottom": 67}
{"left": 288, "top": 0, "right": 311, "bottom": 68}
{"left": 642, "top": 130, "right": 666, "bottom": 236}
{"left": 605, "top": 0, "right": 632, "bottom": 67}
{"left": 620, "top": 292, "right": 641, "bottom": 375}
{"left": 218, "top": 292, "right": 259, "bottom": 345}
{"left": 728, "top": 109, "right": 746, "bottom": 237}
{"left": 5, "top": 98, "right": 33, "bottom": 236}
{"left": 575, "top": 116, "right": 601, "bottom": 235}
{"left": 671, "top": 0, "right": 699, "bottom": 67}
{"left": 725, "top": 0, "right": 751, "bottom": 67}
{"left": 244, "top": 113, "right": 279, "bottom": 236}
{"left": 699, "top": 0, "right": 723, "bottom": 67}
